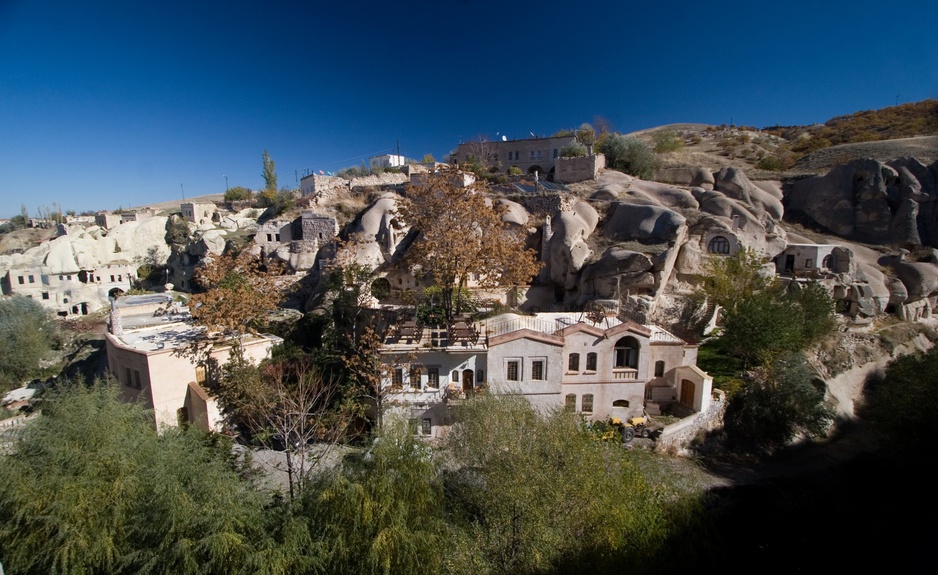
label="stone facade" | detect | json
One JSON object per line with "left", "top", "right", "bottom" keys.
{"left": 555, "top": 153, "right": 605, "bottom": 184}
{"left": 95, "top": 212, "right": 122, "bottom": 229}
{"left": 1, "top": 263, "right": 135, "bottom": 316}
{"left": 180, "top": 202, "right": 217, "bottom": 224}
{"left": 301, "top": 211, "right": 338, "bottom": 242}
{"left": 451, "top": 135, "right": 576, "bottom": 177}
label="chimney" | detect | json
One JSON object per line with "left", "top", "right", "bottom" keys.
{"left": 109, "top": 298, "right": 123, "bottom": 336}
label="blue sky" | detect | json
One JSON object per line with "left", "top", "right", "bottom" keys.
{"left": 1, "top": 0, "right": 936, "bottom": 218}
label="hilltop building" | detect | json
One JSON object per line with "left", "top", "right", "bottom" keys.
{"left": 450, "top": 135, "right": 576, "bottom": 178}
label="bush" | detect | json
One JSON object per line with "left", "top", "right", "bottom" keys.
{"left": 507, "top": 166, "right": 523, "bottom": 176}
{"left": 652, "top": 129, "right": 684, "bottom": 153}
{"left": 756, "top": 155, "right": 786, "bottom": 171}
{"left": 560, "top": 141, "right": 588, "bottom": 158}
{"left": 223, "top": 186, "right": 253, "bottom": 202}
{"left": 596, "top": 134, "right": 661, "bottom": 179}
{"left": 0, "top": 296, "right": 60, "bottom": 391}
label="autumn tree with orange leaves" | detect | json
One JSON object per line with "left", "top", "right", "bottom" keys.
{"left": 397, "top": 171, "right": 541, "bottom": 322}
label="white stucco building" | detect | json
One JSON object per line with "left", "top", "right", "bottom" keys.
{"left": 379, "top": 311, "right": 712, "bottom": 438}
{"left": 104, "top": 294, "right": 282, "bottom": 431}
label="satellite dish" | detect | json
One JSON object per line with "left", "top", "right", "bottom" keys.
{"left": 501, "top": 135, "right": 507, "bottom": 141}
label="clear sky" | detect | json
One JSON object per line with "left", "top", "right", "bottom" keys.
{"left": 1, "top": 0, "right": 936, "bottom": 218}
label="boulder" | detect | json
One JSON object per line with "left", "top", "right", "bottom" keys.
{"left": 602, "top": 203, "right": 686, "bottom": 243}
{"left": 653, "top": 167, "right": 714, "bottom": 190}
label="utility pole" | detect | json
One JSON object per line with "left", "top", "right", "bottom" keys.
{"left": 180, "top": 183, "right": 185, "bottom": 199}
{"left": 224, "top": 175, "right": 228, "bottom": 191}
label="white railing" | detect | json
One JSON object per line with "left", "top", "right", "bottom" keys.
{"left": 486, "top": 317, "right": 560, "bottom": 338}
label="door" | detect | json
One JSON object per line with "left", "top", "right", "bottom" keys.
{"left": 680, "top": 379, "right": 696, "bottom": 408}
{"left": 784, "top": 255, "right": 795, "bottom": 274}
{"left": 462, "top": 369, "right": 474, "bottom": 394}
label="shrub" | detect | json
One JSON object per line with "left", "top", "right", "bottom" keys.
{"left": 0, "top": 297, "right": 60, "bottom": 391}
{"left": 560, "top": 141, "right": 588, "bottom": 158}
{"left": 596, "top": 135, "right": 661, "bottom": 179}
{"left": 652, "top": 129, "right": 684, "bottom": 153}
{"left": 756, "top": 155, "right": 786, "bottom": 171}
{"left": 508, "top": 166, "right": 523, "bottom": 176}
{"left": 223, "top": 186, "right": 253, "bottom": 202}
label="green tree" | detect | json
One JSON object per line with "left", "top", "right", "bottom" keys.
{"left": 719, "top": 288, "right": 805, "bottom": 366}
{"left": 422, "top": 153, "right": 435, "bottom": 163}
{"left": 262, "top": 149, "right": 278, "bottom": 191}
{"left": 864, "top": 346, "right": 938, "bottom": 447}
{"left": 0, "top": 381, "right": 274, "bottom": 574}
{"left": 559, "top": 140, "right": 588, "bottom": 158}
{"left": 225, "top": 186, "right": 254, "bottom": 202}
{"left": 697, "top": 247, "right": 772, "bottom": 313}
{"left": 0, "top": 296, "right": 60, "bottom": 391}
{"left": 724, "top": 352, "right": 834, "bottom": 451}
{"left": 596, "top": 134, "right": 660, "bottom": 179}
{"left": 443, "top": 395, "right": 670, "bottom": 574}
{"left": 398, "top": 171, "right": 541, "bottom": 322}
{"left": 304, "top": 421, "right": 449, "bottom": 575}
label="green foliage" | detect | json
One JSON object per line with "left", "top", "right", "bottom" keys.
{"left": 507, "top": 166, "right": 523, "bottom": 176}
{"left": 724, "top": 352, "right": 833, "bottom": 451}
{"left": 415, "top": 285, "right": 478, "bottom": 326}
{"left": 165, "top": 215, "right": 191, "bottom": 245}
{"left": 336, "top": 164, "right": 370, "bottom": 179}
{"left": 224, "top": 186, "right": 254, "bottom": 202}
{"left": 652, "top": 129, "right": 684, "bottom": 153}
{"left": 422, "top": 153, "right": 435, "bottom": 163}
{"left": 0, "top": 381, "right": 273, "bottom": 574}
{"left": 0, "top": 296, "right": 59, "bottom": 391}
{"left": 576, "top": 122, "right": 596, "bottom": 146}
{"left": 262, "top": 149, "right": 278, "bottom": 191}
{"left": 697, "top": 247, "right": 772, "bottom": 313}
{"left": 595, "top": 134, "right": 661, "bottom": 179}
{"left": 304, "top": 422, "right": 448, "bottom": 575}
{"left": 559, "top": 141, "right": 588, "bottom": 158}
{"left": 443, "top": 395, "right": 672, "bottom": 573}
{"left": 864, "top": 346, "right": 938, "bottom": 448}
{"left": 755, "top": 155, "right": 787, "bottom": 171}
{"left": 257, "top": 189, "right": 295, "bottom": 215}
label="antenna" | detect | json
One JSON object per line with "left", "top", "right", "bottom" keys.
{"left": 502, "top": 135, "right": 507, "bottom": 141}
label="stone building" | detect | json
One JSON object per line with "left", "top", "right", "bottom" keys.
{"left": 450, "top": 135, "right": 576, "bottom": 177}
{"left": 1, "top": 263, "right": 136, "bottom": 316}
{"left": 180, "top": 202, "right": 217, "bottom": 225}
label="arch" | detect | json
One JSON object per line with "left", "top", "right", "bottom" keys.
{"left": 654, "top": 360, "right": 665, "bottom": 377}
{"left": 462, "top": 369, "right": 474, "bottom": 392}
{"left": 527, "top": 164, "right": 543, "bottom": 175}
{"left": 612, "top": 399, "right": 630, "bottom": 408}
{"left": 564, "top": 393, "right": 577, "bottom": 411}
{"left": 822, "top": 255, "right": 833, "bottom": 269}
{"left": 707, "top": 235, "right": 730, "bottom": 255}
{"left": 614, "top": 336, "right": 639, "bottom": 369}
{"left": 108, "top": 287, "right": 125, "bottom": 299}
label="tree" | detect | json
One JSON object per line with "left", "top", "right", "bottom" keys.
{"left": 697, "top": 247, "right": 772, "bottom": 313}
{"left": 186, "top": 250, "right": 285, "bottom": 364}
{"left": 724, "top": 352, "right": 834, "bottom": 451}
{"left": 397, "top": 172, "right": 541, "bottom": 322}
{"left": 560, "top": 141, "right": 588, "bottom": 158}
{"left": 225, "top": 185, "right": 253, "bottom": 202}
{"left": 864, "top": 346, "right": 938, "bottom": 447}
{"left": 0, "top": 381, "right": 273, "bottom": 574}
{"left": 595, "top": 134, "right": 660, "bottom": 179}
{"left": 719, "top": 289, "right": 806, "bottom": 366}
{"left": 0, "top": 296, "right": 60, "bottom": 391}
{"left": 442, "top": 395, "right": 671, "bottom": 573}
{"left": 214, "top": 357, "right": 354, "bottom": 501}
{"left": 262, "top": 149, "right": 278, "bottom": 192}
{"left": 422, "top": 153, "right": 435, "bottom": 163}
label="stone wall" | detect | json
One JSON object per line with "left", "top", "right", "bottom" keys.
{"left": 301, "top": 212, "right": 338, "bottom": 241}
{"left": 654, "top": 390, "right": 726, "bottom": 455}
{"left": 349, "top": 172, "right": 409, "bottom": 189}
{"left": 555, "top": 153, "right": 605, "bottom": 184}
{"left": 513, "top": 194, "right": 578, "bottom": 217}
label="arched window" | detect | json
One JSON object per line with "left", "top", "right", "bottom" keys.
{"left": 565, "top": 394, "right": 577, "bottom": 411}
{"left": 822, "top": 255, "right": 833, "bottom": 269}
{"left": 708, "top": 235, "right": 730, "bottom": 254}
{"left": 654, "top": 360, "right": 665, "bottom": 377}
{"left": 568, "top": 353, "right": 580, "bottom": 372}
{"left": 582, "top": 394, "right": 594, "bottom": 413}
{"left": 612, "top": 399, "right": 630, "bottom": 408}
{"left": 614, "top": 336, "right": 639, "bottom": 369}
{"left": 586, "top": 352, "right": 597, "bottom": 371}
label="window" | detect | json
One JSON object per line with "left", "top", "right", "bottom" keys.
{"left": 275, "top": 233, "right": 281, "bottom": 242}
{"left": 582, "top": 394, "right": 594, "bottom": 413}
{"left": 565, "top": 393, "right": 576, "bottom": 411}
{"left": 586, "top": 352, "right": 597, "bottom": 371}
{"left": 133, "top": 370, "right": 141, "bottom": 389}
{"left": 267, "top": 234, "right": 273, "bottom": 242}
{"left": 613, "top": 399, "right": 630, "bottom": 408}
{"left": 17, "top": 276, "right": 24, "bottom": 285}
{"left": 67, "top": 275, "right": 72, "bottom": 280}
{"left": 531, "top": 359, "right": 545, "bottom": 381}
{"left": 614, "top": 337, "right": 639, "bottom": 369}
{"left": 125, "top": 367, "right": 141, "bottom": 390}
{"left": 110, "top": 275, "right": 115, "bottom": 282}
{"left": 553, "top": 148, "right": 558, "bottom": 158}
{"left": 568, "top": 353, "right": 580, "bottom": 372}
{"left": 708, "top": 236, "right": 730, "bottom": 254}
{"left": 476, "top": 370, "right": 484, "bottom": 383}
{"left": 59, "top": 275, "right": 63, "bottom": 281}
{"left": 805, "top": 259, "right": 813, "bottom": 269}
{"left": 451, "top": 370, "right": 459, "bottom": 382}
{"left": 28, "top": 275, "right": 35, "bottom": 283}
{"left": 421, "top": 418, "right": 432, "bottom": 435}
{"left": 41, "top": 292, "right": 49, "bottom": 300}
{"left": 654, "top": 360, "right": 665, "bottom": 377}
{"left": 427, "top": 367, "right": 440, "bottom": 388}
{"left": 392, "top": 368, "right": 403, "bottom": 388}
{"left": 410, "top": 367, "right": 422, "bottom": 390}
{"left": 506, "top": 360, "right": 520, "bottom": 382}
